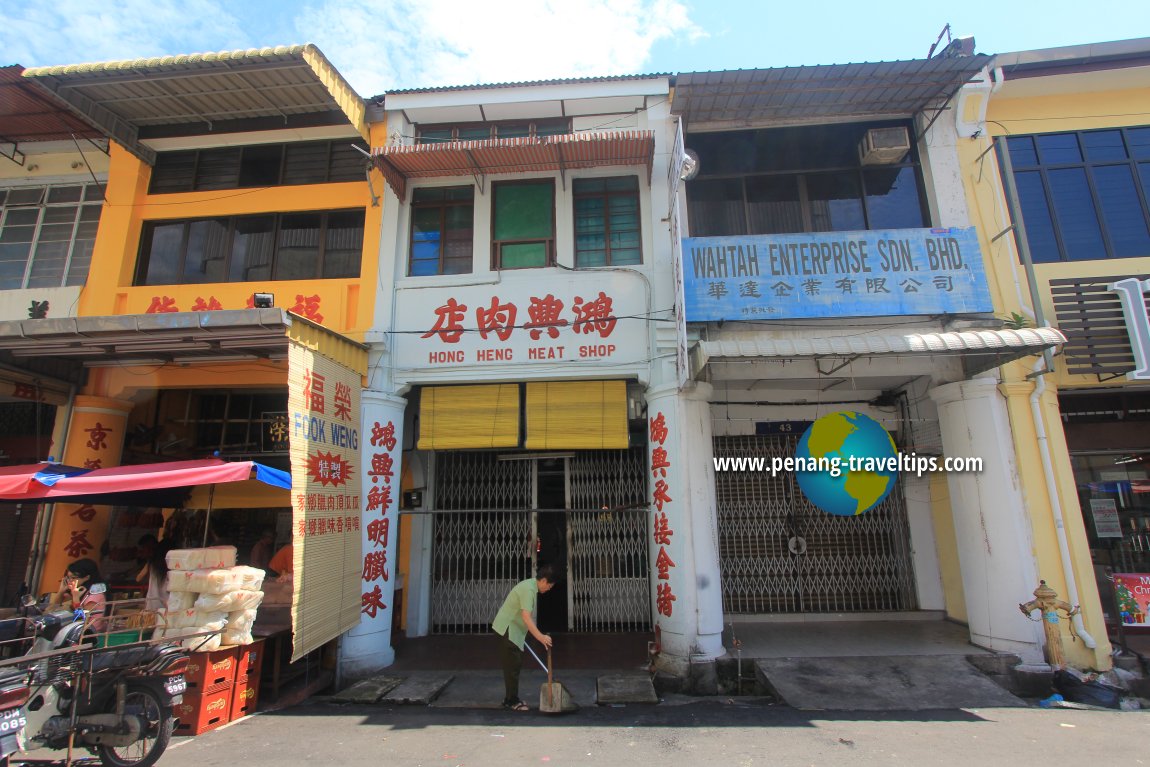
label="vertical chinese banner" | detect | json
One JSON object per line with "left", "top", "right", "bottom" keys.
{"left": 38, "top": 396, "right": 133, "bottom": 596}
{"left": 288, "top": 340, "right": 362, "bottom": 662}
{"left": 648, "top": 408, "right": 680, "bottom": 640}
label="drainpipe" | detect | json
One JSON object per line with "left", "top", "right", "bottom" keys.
{"left": 1029, "top": 356, "right": 1096, "bottom": 649}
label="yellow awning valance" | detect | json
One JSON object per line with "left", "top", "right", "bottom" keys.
{"left": 525, "top": 381, "right": 628, "bottom": 450}
{"left": 418, "top": 384, "right": 520, "bottom": 449}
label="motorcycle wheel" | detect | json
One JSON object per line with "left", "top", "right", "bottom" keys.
{"left": 94, "top": 685, "right": 173, "bottom": 767}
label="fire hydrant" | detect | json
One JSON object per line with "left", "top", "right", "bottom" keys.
{"left": 1019, "top": 580, "right": 1079, "bottom": 669}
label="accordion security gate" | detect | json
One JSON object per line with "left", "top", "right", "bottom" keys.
{"left": 431, "top": 449, "right": 651, "bottom": 634}
{"left": 715, "top": 434, "right": 918, "bottom": 614}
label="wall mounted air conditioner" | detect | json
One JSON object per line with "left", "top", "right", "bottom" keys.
{"left": 858, "top": 127, "right": 911, "bottom": 165}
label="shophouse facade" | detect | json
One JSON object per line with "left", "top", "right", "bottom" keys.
{"left": 960, "top": 37, "right": 1150, "bottom": 661}
{"left": 673, "top": 47, "right": 1101, "bottom": 667}
{"left": 0, "top": 46, "right": 385, "bottom": 668}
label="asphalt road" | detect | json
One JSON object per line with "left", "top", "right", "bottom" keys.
{"left": 159, "top": 699, "right": 1145, "bottom": 767}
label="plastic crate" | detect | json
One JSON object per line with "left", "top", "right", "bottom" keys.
{"left": 230, "top": 672, "right": 260, "bottom": 719}
{"left": 95, "top": 629, "right": 143, "bottom": 648}
{"left": 174, "top": 689, "right": 231, "bottom": 736}
{"left": 235, "top": 639, "right": 264, "bottom": 680}
{"left": 184, "top": 647, "right": 238, "bottom": 694}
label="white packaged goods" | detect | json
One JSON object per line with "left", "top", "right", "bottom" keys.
{"left": 230, "top": 565, "right": 266, "bottom": 591}
{"left": 168, "top": 568, "right": 241, "bottom": 595}
{"left": 201, "top": 546, "right": 237, "bottom": 569}
{"left": 222, "top": 627, "right": 253, "bottom": 646}
{"left": 165, "top": 546, "right": 237, "bottom": 571}
{"left": 227, "top": 608, "right": 258, "bottom": 632}
{"left": 165, "top": 549, "right": 203, "bottom": 571}
{"left": 165, "top": 591, "right": 196, "bottom": 612}
{"left": 195, "top": 589, "right": 263, "bottom": 612}
{"left": 182, "top": 633, "right": 222, "bottom": 652}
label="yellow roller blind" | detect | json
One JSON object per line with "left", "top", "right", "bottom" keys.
{"left": 418, "top": 384, "right": 520, "bottom": 449}
{"left": 525, "top": 380, "right": 629, "bottom": 449}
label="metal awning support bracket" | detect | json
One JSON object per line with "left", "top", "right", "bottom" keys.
{"left": 463, "top": 148, "right": 486, "bottom": 194}
{"left": 0, "top": 136, "right": 26, "bottom": 166}
{"left": 816, "top": 355, "right": 859, "bottom": 376}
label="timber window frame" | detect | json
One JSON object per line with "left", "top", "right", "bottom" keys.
{"left": 0, "top": 182, "right": 105, "bottom": 290}
{"left": 573, "top": 176, "right": 642, "bottom": 267}
{"left": 491, "top": 179, "right": 556, "bottom": 270}
{"left": 416, "top": 119, "right": 570, "bottom": 145}
{"left": 409, "top": 186, "right": 475, "bottom": 276}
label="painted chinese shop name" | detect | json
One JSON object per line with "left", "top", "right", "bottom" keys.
{"left": 144, "top": 293, "right": 325, "bottom": 322}
{"left": 419, "top": 292, "right": 619, "bottom": 365}
{"left": 293, "top": 368, "right": 358, "bottom": 487}
{"left": 650, "top": 412, "right": 676, "bottom": 619}
{"left": 361, "top": 420, "right": 399, "bottom": 620}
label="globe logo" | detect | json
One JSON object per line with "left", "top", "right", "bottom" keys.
{"left": 795, "top": 411, "right": 898, "bottom": 516}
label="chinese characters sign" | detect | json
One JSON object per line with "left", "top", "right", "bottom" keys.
{"left": 288, "top": 340, "right": 362, "bottom": 661}
{"left": 649, "top": 411, "right": 677, "bottom": 620}
{"left": 361, "top": 418, "right": 399, "bottom": 620}
{"left": 682, "top": 227, "right": 992, "bottom": 321}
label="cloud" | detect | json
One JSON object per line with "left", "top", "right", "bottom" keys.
{"left": 296, "top": 0, "right": 700, "bottom": 96}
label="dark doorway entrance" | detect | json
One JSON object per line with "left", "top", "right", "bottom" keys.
{"left": 536, "top": 459, "right": 568, "bottom": 633}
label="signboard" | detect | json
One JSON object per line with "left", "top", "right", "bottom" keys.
{"left": 1110, "top": 278, "right": 1150, "bottom": 380}
{"left": 1113, "top": 573, "right": 1150, "bottom": 627}
{"left": 1089, "top": 498, "right": 1123, "bottom": 538}
{"left": 390, "top": 270, "right": 648, "bottom": 382}
{"left": 288, "top": 340, "right": 363, "bottom": 661}
{"left": 682, "top": 227, "right": 992, "bottom": 321}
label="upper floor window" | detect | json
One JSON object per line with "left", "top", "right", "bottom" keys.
{"left": 0, "top": 182, "right": 104, "bottom": 290}
{"left": 1006, "top": 127, "right": 1150, "bottom": 262}
{"left": 492, "top": 180, "right": 554, "bottom": 269}
{"left": 148, "top": 140, "right": 368, "bottom": 194}
{"left": 574, "top": 176, "right": 641, "bottom": 266}
{"left": 136, "top": 209, "right": 363, "bottom": 285}
{"left": 685, "top": 122, "right": 927, "bottom": 237}
{"left": 417, "top": 119, "right": 570, "bottom": 145}
{"left": 410, "top": 186, "right": 474, "bottom": 276}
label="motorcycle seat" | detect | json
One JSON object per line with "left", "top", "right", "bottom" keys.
{"left": 84, "top": 644, "right": 165, "bottom": 672}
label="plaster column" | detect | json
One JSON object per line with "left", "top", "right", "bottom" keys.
{"left": 645, "top": 383, "right": 725, "bottom": 688}
{"left": 38, "top": 395, "right": 133, "bottom": 596}
{"left": 929, "top": 378, "right": 1044, "bottom": 661}
{"left": 340, "top": 390, "right": 407, "bottom": 680}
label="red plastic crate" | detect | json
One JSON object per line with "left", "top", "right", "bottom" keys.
{"left": 234, "top": 640, "right": 264, "bottom": 680}
{"left": 185, "top": 647, "right": 238, "bottom": 694}
{"left": 230, "top": 673, "right": 260, "bottom": 719}
{"left": 174, "top": 689, "right": 231, "bottom": 736}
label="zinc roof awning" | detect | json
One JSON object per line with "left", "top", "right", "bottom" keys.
{"left": 21, "top": 44, "right": 367, "bottom": 165}
{"left": 673, "top": 55, "right": 991, "bottom": 129}
{"left": 0, "top": 65, "right": 104, "bottom": 161}
{"left": 698, "top": 327, "right": 1066, "bottom": 377}
{"left": 372, "top": 130, "right": 656, "bottom": 200}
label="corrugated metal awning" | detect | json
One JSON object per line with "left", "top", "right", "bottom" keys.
{"left": 21, "top": 44, "right": 367, "bottom": 165}
{"left": 699, "top": 327, "right": 1066, "bottom": 376}
{"left": 0, "top": 65, "right": 104, "bottom": 147}
{"left": 673, "top": 55, "right": 991, "bottom": 128}
{"left": 372, "top": 130, "right": 655, "bottom": 200}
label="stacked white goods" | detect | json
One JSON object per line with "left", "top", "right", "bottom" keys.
{"left": 160, "top": 546, "right": 265, "bottom": 651}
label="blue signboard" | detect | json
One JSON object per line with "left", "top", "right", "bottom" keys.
{"left": 682, "top": 227, "right": 992, "bottom": 321}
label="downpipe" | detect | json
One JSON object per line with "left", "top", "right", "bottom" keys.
{"left": 1029, "top": 357, "right": 1096, "bottom": 649}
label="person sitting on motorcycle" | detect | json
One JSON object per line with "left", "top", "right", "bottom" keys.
{"left": 47, "top": 558, "right": 107, "bottom": 632}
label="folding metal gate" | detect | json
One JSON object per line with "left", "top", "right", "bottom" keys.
{"left": 430, "top": 449, "right": 650, "bottom": 633}
{"left": 715, "top": 434, "right": 918, "bottom": 614}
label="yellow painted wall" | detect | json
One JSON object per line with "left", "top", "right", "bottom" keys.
{"left": 928, "top": 472, "right": 967, "bottom": 623}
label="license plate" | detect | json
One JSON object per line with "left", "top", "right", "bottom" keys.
{"left": 165, "top": 675, "right": 187, "bottom": 696}
{"left": 0, "top": 707, "right": 26, "bottom": 735}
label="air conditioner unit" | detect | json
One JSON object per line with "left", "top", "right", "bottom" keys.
{"left": 858, "top": 127, "right": 911, "bottom": 165}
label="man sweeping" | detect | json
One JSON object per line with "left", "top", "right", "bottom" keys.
{"left": 492, "top": 564, "right": 556, "bottom": 711}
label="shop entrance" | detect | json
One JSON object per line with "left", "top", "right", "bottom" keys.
{"left": 430, "top": 449, "right": 650, "bottom": 634}
{"left": 715, "top": 434, "right": 918, "bottom": 614}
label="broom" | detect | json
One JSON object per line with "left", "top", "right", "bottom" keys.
{"left": 524, "top": 641, "right": 577, "bottom": 713}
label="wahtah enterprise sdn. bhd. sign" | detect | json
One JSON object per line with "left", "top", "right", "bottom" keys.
{"left": 682, "top": 227, "right": 992, "bottom": 321}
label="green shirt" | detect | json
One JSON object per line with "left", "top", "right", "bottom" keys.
{"left": 491, "top": 578, "right": 538, "bottom": 649}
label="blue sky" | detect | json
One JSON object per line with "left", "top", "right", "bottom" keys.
{"left": 4, "top": 0, "right": 1147, "bottom": 96}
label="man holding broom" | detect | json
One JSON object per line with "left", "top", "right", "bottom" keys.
{"left": 492, "top": 564, "right": 556, "bottom": 711}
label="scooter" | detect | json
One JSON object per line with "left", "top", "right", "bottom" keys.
{"left": 0, "top": 597, "right": 188, "bottom": 767}
{"left": 0, "top": 667, "right": 30, "bottom": 767}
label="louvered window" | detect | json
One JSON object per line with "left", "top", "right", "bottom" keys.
{"left": 148, "top": 140, "right": 368, "bottom": 193}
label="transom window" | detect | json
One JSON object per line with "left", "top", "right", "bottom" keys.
{"left": 136, "top": 209, "right": 364, "bottom": 285}
{"left": 492, "top": 180, "right": 555, "bottom": 269}
{"left": 417, "top": 119, "right": 570, "bottom": 145}
{"left": 410, "top": 186, "right": 474, "bottom": 276}
{"left": 685, "top": 122, "right": 927, "bottom": 237}
{"left": 573, "top": 176, "right": 641, "bottom": 266}
{"left": 0, "top": 182, "right": 104, "bottom": 290}
{"left": 148, "top": 140, "right": 368, "bottom": 194}
{"left": 1006, "top": 127, "right": 1150, "bottom": 262}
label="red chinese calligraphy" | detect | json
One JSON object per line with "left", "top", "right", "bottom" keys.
{"left": 361, "top": 585, "right": 386, "bottom": 618}
{"left": 571, "top": 292, "right": 617, "bottom": 337}
{"left": 371, "top": 421, "right": 397, "bottom": 451}
{"left": 422, "top": 298, "right": 468, "bottom": 343}
{"left": 333, "top": 382, "right": 353, "bottom": 421}
{"left": 653, "top": 511, "right": 673, "bottom": 546}
{"left": 366, "top": 485, "right": 393, "bottom": 514}
{"left": 649, "top": 412, "right": 668, "bottom": 447}
{"left": 82, "top": 458, "right": 103, "bottom": 470}
{"left": 290, "top": 294, "right": 324, "bottom": 323}
{"left": 653, "top": 479, "right": 672, "bottom": 512}
{"left": 656, "top": 583, "right": 676, "bottom": 617}
{"left": 476, "top": 296, "right": 517, "bottom": 342}
{"left": 70, "top": 506, "right": 96, "bottom": 523}
{"left": 11, "top": 383, "right": 40, "bottom": 401}
{"left": 362, "top": 550, "right": 389, "bottom": 582}
{"left": 366, "top": 517, "right": 390, "bottom": 548}
{"left": 651, "top": 446, "right": 670, "bottom": 478}
{"left": 145, "top": 296, "right": 178, "bottom": 314}
{"left": 525, "top": 294, "right": 568, "bottom": 340}
{"left": 307, "top": 451, "right": 352, "bottom": 487}
{"left": 85, "top": 422, "right": 111, "bottom": 451}
{"left": 302, "top": 370, "right": 326, "bottom": 414}
{"left": 368, "top": 452, "right": 395, "bottom": 484}
{"left": 191, "top": 296, "right": 223, "bottom": 311}
{"left": 655, "top": 547, "right": 676, "bottom": 580}
{"left": 64, "top": 529, "right": 93, "bottom": 558}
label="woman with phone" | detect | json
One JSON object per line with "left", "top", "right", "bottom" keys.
{"left": 47, "top": 558, "right": 107, "bottom": 632}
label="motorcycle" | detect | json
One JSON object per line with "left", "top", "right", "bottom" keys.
{"left": 0, "top": 597, "right": 189, "bottom": 767}
{"left": 0, "top": 666, "right": 30, "bottom": 767}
